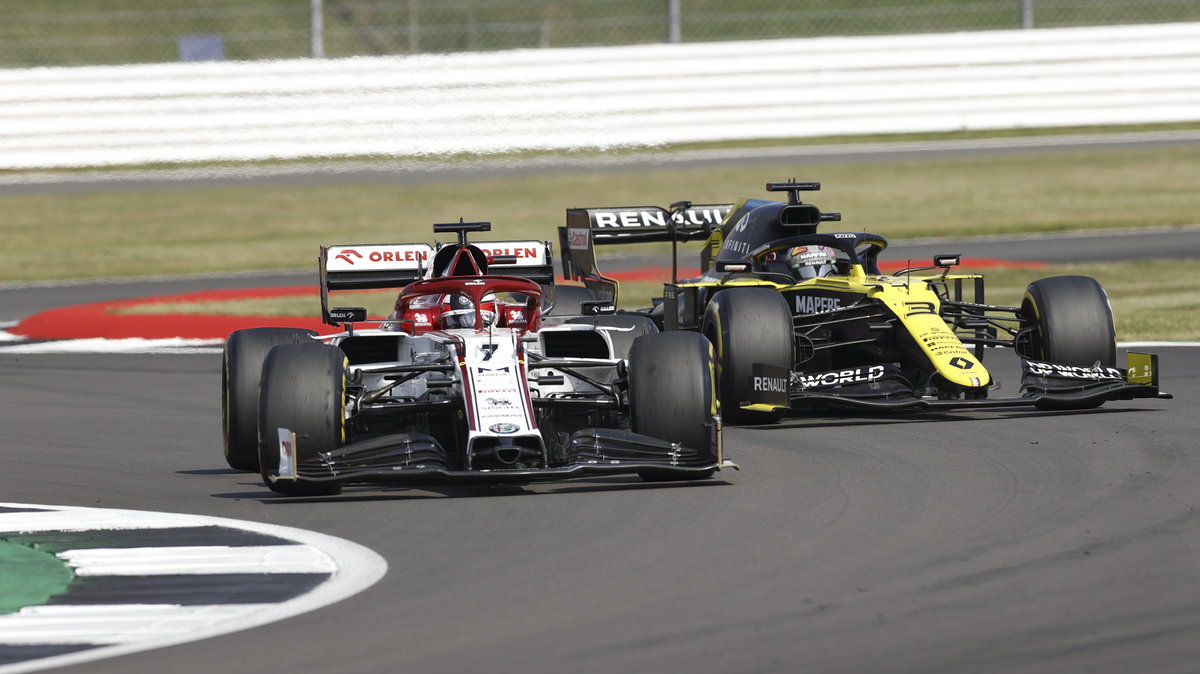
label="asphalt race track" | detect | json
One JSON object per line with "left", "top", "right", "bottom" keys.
{"left": 1, "top": 134, "right": 1198, "bottom": 672}
{"left": 0, "top": 343, "right": 1194, "bottom": 674}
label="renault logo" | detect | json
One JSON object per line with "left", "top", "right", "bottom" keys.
{"left": 949, "top": 357, "right": 974, "bottom": 369}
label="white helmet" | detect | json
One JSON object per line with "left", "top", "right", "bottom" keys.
{"left": 437, "top": 293, "right": 497, "bottom": 330}
{"left": 786, "top": 245, "right": 837, "bottom": 280}
{"left": 438, "top": 308, "right": 476, "bottom": 329}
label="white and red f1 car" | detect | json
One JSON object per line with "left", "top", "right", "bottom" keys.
{"left": 221, "top": 221, "right": 729, "bottom": 496}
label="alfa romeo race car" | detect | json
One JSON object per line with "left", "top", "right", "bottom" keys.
{"left": 559, "top": 181, "right": 1170, "bottom": 423}
{"left": 221, "top": 221, "right": 728, "bottom": 496}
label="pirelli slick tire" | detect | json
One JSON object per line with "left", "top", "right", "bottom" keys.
{"left": 628, "top": 331, "right": 718, "bottom": 482}
{"left": 222, "top": 327, "right": 317, "bottom": 471}
{"left": 1022, "top": 275, "right": 1116, "bottom": 368}
{"left": 702, "top": 287, "right": 793, "bottom": 424}
{"left": 257, "top": 343, "right": 347, "bottom": 496}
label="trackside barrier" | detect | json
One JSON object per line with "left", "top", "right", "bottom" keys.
{"left": 1, "top": 22, "right": 1198, "bottom": 169}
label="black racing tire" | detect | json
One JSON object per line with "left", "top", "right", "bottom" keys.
{"left": 701, "top": 287, "right": 793, "bottom": 424}
{"left": 257, "top": 343, "right": 347, "bottom": 496}
{"left": 566, "top": 313, "right": 658, "bottom": 359}
{"left": 545, "top": 284, "right": 597, "bottom": 317}
{"left": 1022, "top": 275, "right": 1116, "bottom": 367}
{"left": 628, "top": 331, "right": 719, "bottom": 481}
{"left": 222, "top": 327, "right": 317, "bottom": 471}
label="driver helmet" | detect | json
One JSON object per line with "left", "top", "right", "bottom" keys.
{"left": 786, "top": 245, "right": 837, "bottom": 281}
{"left": 438, "top": 308, "right": 476, "bottom": 329}
{"left": 479, "top": 293, "right": 497, "bottom": 328}
{"left": 439, "top": 293, "right": 476, "bottom": 329}
{"left": 436, "top": 293, "right": 497, "bottom": 330}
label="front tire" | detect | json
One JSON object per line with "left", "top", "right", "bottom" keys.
{"left": 222, "top": 328, "right": 317, "bottom": 471}
{"left": 257, "top": 343, "right": 347, "bottom": 496}
{"left": 628, "top": 331, "right": 719, "bottom": 481}
{"left": 1022, "top": 276, "right": 1116, "bottom": 367}
{"left": 702, "top": 287, "right": 793, "bottom": 424}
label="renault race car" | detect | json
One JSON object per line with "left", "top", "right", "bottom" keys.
{"left": 558, "top": 181, "right": 1170, "bottom": 423}
{"left": 221, "top": 221, "right": 728, "bottom": 496}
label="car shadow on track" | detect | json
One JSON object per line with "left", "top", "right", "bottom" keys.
{"left": 205, "top": 476, "right": 733, "bottom": 504}
{"left": 747, "top": 405, "right": 1161, "bottom": 431}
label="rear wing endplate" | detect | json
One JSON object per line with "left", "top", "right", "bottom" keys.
{"left": 320, "top": 243, "right": 434, "bottom": 325}
{"left": 559, "top": 203, "right": 733, "bottom": 298}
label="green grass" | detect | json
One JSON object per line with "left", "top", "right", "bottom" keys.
{"left": 3, "top": 137, "right": 1198, "bottom": 283}
{"left": 8, "top": 125, "right": 1199, "bottom": 340}
{"left": 613, "top": 260, "right": 1200, "bottom": 342}
{"left": 4, "top": 1, "right": 1198, "bottom": 67}
{"left": 0, "top": 0, "right": 315, "bottom": 66}
{"left": 117, "top": 258, "right": 1199, "bottom": 342}
{"left": 963, "top": 260, "right": 1200, "bottom": 342}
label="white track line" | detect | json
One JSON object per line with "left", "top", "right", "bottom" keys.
{"left": 0, "top": 503, "right": 387, "bottom": 674}
{"left": 59, "top": 545, "right": 338, "bottom": 576}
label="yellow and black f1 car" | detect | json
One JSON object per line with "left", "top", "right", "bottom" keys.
{"left": 558, "top": 181, "right": 1170, "bottom": 423}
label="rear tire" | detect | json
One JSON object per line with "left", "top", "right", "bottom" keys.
{"left": 628, "top": 331, "right": 719, "bottom": 481}
{"left": 1022, "top": 276, "right": 1116, "bottom": 367}
{"left": 702, "top": 287, "right": 793, "bottom": 424}
{"left": 257, "top": 343, "right": 346, "bottom": 496}
{"left": 222, "top": 328, "right": 317, "bottom": 471}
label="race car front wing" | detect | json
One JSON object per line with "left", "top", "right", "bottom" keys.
{"left": 740, "top": 352, "right": 1170, "bottom": 414}
{"left": 268, "top": 427, "right": 734, "bottom": 487}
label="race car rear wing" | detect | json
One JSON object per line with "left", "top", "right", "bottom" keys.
{"left": 560, "top": 203, "right": 733, "bottom": 301}
{"left": 322, "top": 243, "right": 434, "bottom": 291}
{"left": 456, "top": 239, "right": 555, "bottom": 286}
{"left": 320, "top": 243, "right": 434, "bottom": 325}
{"left": 320, "top": 238, "right": 555, "bottom": 326}
{"left": 428, "top": 221, "right": 554, "bottom": 286}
